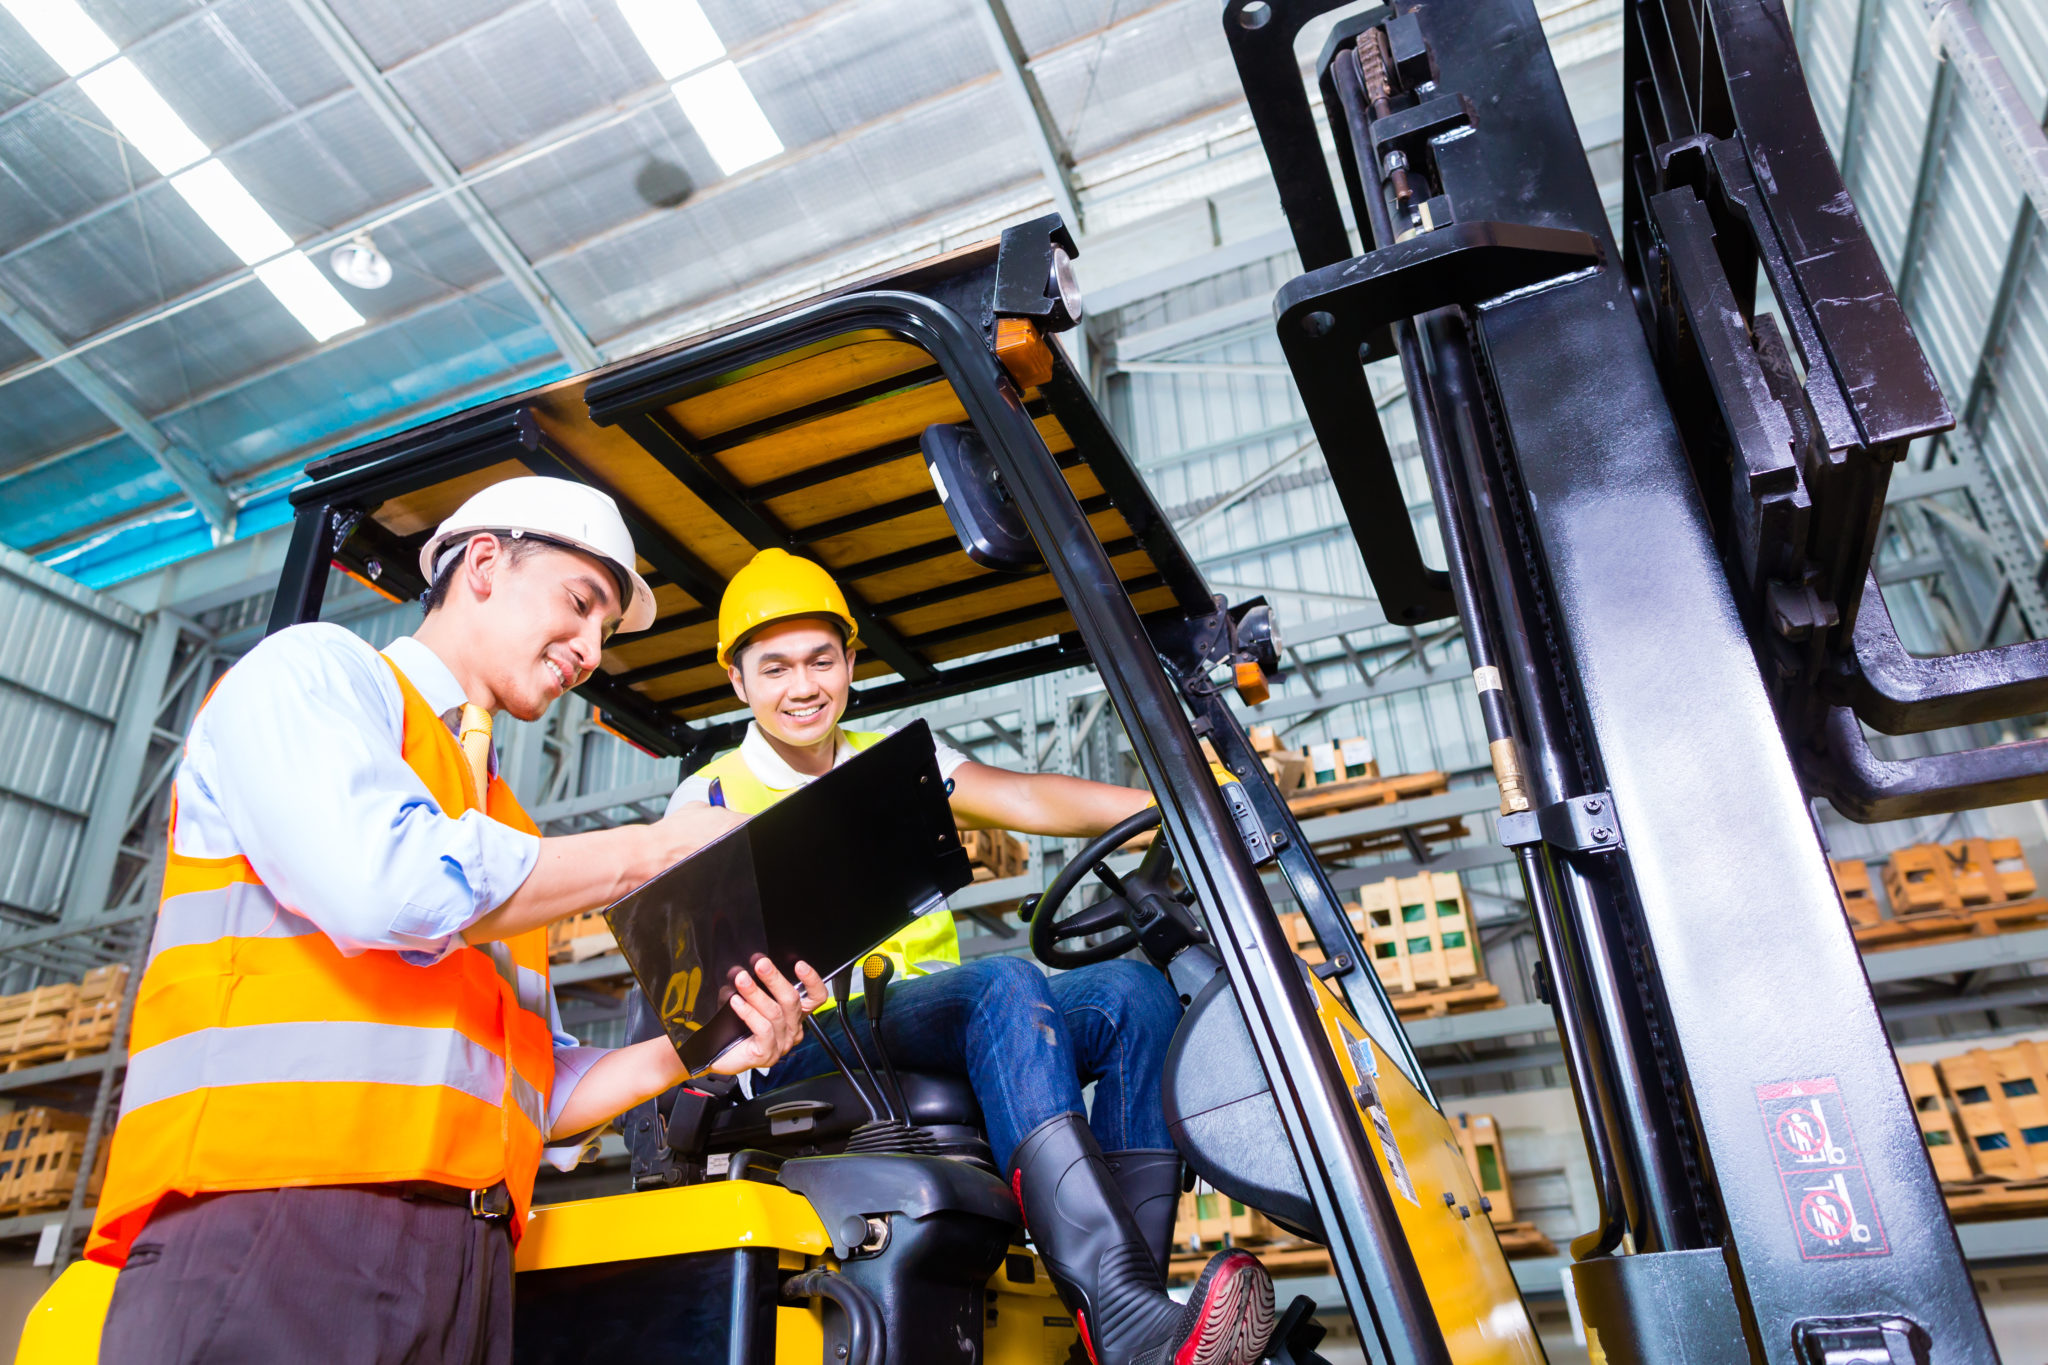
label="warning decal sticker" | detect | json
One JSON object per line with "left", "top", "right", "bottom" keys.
{"left": 1755, "top": 1077, "right": 1890, "bottom": 1260}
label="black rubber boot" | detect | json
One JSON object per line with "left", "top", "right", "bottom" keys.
{"left": 1013, "top": 1115, "right": 1274, "bottom": 1365}
{"left": 1104, "top": 1149, "right": 1184, "bottom": 1278}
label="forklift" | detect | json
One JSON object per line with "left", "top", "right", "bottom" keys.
{"left": 22, "top": 1, "right": 2030, "bottom": 1362}
{"left": 24, "top": 154, "right": 1530, "bottom": 1365}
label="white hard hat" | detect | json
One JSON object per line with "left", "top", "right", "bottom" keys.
{"left": 418, "top": 476, "right": 656, "bottom": 633}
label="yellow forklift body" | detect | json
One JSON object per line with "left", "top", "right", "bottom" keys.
{"left": 514, "top": 1180, "right": 830, "bottom": 1271}
{"left": 1310, "top": 973, "right": 1542, "bottom": 1365}
{"left": 14, "top": 1260, "right": 114, "bottom": 1365}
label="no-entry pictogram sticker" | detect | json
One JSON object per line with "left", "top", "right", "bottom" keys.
{"left": 1756, "top": 1077, "right": 1889, "bottom": 1260}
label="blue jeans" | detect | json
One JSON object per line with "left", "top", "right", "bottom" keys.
{"left": 761, "top": 956, "right": 1182, "bottom": 1172}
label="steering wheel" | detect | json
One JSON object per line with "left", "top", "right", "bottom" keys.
{"left": 1023, "top": 807, "right": 1202, "bottom": 969}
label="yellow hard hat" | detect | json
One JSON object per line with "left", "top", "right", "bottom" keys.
{"left": 716, "top": 549, "right": 862, "bottom": 669}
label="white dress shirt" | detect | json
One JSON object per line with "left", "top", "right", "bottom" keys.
{"left": 170, "top": 622, "right": 604, "bottom": 1164}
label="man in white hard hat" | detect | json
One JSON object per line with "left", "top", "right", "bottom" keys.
{"left": 90, "top": 476, "right": 825, "bottom": 1364}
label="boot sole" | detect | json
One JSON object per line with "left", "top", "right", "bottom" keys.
{"left": 1175, "top": 1251, "right": 1276, "bottom": 1365}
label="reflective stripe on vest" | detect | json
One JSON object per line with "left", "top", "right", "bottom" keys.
{"left": 88, "top": 649, "right": 557, "bottom": 1269}
{"left": 123, "top": 1020, "right": 548, "bottom": 1134}
{"left": 689, "top": 730, "right": 963, "bottom": 982}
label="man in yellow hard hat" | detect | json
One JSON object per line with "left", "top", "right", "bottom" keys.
{"left": 663, "top": 548, "right": 1277, "bottom": 1365}
{"left": 92, "top": 479, "right": 824, "bottom": 1364}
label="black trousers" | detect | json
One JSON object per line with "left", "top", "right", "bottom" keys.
{"left": 98, "top": 1186, "right": 513, "bottom": 1365}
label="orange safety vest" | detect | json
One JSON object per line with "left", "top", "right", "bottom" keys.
{"left": 87, "top": 657, "right": 557, "bottom": 1267}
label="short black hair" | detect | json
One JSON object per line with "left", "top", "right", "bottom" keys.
{"left": 419, "top": 534, "right": 549, "bottom": 615}
{"left": 730, "top": 616, "right": 851, "bottom": 671}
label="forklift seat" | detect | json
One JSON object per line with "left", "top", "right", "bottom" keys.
{"left": 705, "top": 1069, "right": 989, "bottom": 1166}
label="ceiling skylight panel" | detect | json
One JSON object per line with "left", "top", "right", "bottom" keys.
{"left": 5, "top": 0, "right": 362, "bottom": 342}
{"left": 0, "top": 0, "right": 117, "bottom": 77}
{"left": 616, "top": 0, "right": 783, "bottom": 176}
{"left": 77, "top": 59, "right": 209, "bottom": 174}
{"left": 671, "top": 62, "right": 785, "bottom": 174}
{"left": 254, "top": 254, "right": 364, "bottom": 343}
{"left": 617, "top": 0, "right": 725, "bottom": 79}
{"left": 169, "top": 162, "right": 295, "bottom": 264}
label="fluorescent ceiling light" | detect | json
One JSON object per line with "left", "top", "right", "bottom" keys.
{"left": 672, "top": 62, "right": 783, "bottom": 175}
{"left": 170, "top": 161, "right": 293, "bottom": 264}
{"left": 1, "top": 0, "right": 117, "bottom": 77}
{"left": 617, "top": 0, "right": 723, "bottom": 80}
{"left": 78, "top": 58, "right": 208, "bottom": 174}
{"left": 10, "top": 0, "right": 362, "bottom": 344}
{"left": 254, "top": 253, "right": 364, "bottom": 343}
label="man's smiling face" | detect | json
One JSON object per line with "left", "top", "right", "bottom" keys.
{"left": 728, "top": 618, "right": 853, "bottom": 748}
{"left": 467, "top": 536, "right": 621, "bottom": 722}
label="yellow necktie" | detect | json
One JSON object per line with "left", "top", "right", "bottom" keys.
{"left": 458, "top": 704, "right": 493, "bottom": 807}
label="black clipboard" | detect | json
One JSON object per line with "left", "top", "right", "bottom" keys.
{"left": 603, "top": 721, "right": 974, "bottom": 1074}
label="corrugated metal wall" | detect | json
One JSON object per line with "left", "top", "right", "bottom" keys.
{"left": 0, "top": 544, "right": 140, "bottom": 926}
{"left": 1801, "top": 0, "right": 2048, "bottom": 550}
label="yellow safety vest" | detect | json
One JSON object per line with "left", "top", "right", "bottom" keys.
{"left": 692, "top": 730, "right": 963, "bottom": 981}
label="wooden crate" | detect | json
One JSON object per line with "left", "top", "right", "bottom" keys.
{"left": 962, "top": 828, "right": 1029, "bottom": 883}
{"left": 1358, "top": 870, "right": 1478, "bottom": 994}
{"left": 1454, "top": 1113, "right": 1515, "bottom": 1224}
{"left": 1174, "top": 1185, "right": 1292, "bottom": 1251}
{"left": 76, "top": 964, "right": 128, "bottom": 1006}
{"left": 1304, "top": 737, "right": 1379, "bottom": 788}
{"left": 63, "top": 998, "right": 120, "bottom": 1056}
{"left": 1883, "top": 844, "right": 1960, "bottom": 916}
{"left": 1947, "top": 837, "right": 2036, "bottom": 907}
{"left": 1391, "top": 981, "right": 1503, "bottom": 1018}
{"left": 1882, "top": 838, "right": 2037, "bottom": 918}
{"left": 0, "top": 1130, "right": 105, "bottom": 1216}
{"left": 1832, "top": 860, "right": 1880, "bottom": 928}
{"left": 0, "top": 984, "right": 76, "bottom": 1027}
{"left": 1853, "top": 897, "right": 2048, "bottom": 952}
{"left": 1937, "top": 1041, "right": 2048, "bottom": 1181}
{"left": 0, "top": 1107, "right": 90, "bottom": 1210}
{"left": 1903, "top": 1061, "right": 1975, "bottom": 1183}
{"left": 1943, "top": 1176, "right": 2048, "bottom": 1222}
{"left": 547, "top": 911, "right": 616, "bottom": 964}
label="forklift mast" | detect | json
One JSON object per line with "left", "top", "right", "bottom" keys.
{"left": 1227, "top": 0, "right": 2042, "bottom": 1360}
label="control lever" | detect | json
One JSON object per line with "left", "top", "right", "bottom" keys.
{"left": 833, "top": 968, "right": 898, "bottom": 1123}
{"left": 861, "top": 954, "right": 912, "bottom": 1122}
{"left": 802, "top": 1010, "right": 881, "bottom": 1125}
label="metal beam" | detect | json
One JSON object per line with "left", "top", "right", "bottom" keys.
{"left": 971, "top": 0, "right": 1084, "bottom": 233}
{"left": 1893, "top": 58, "right": 1960, "bottom": 311}
{"left": 1924, "top": 0, "right": 2048, "bottom": 222}
{"left": 0, "top": 288, "right": 233, "bottom": 533}
{"left": 282, "top": 0, "right": 602, "bottom": 371}
{"left": 61, "top": 614, "right": 183, "bottom": 921}
{"left": 1835, "top": 0, "right": 1885, "bottom": 190}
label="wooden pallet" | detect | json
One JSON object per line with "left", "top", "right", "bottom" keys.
{"left": 1494, "top": 1221, "right": 1556, "bottom": 1257}
{"left": 1942, "top": 1178, "right": 2048, "bottom": 1221}
{"left": 1292, "top": 773, "right": 1470, "bottom": 859}
{"left": 1169, "top": 1241, "right": 1332, "bottom": 1284}
{"left": 1390, "top": 980, "right": 1503, "bottom": 1019}
{"left": 0, "top": 986, "right": 77, "bottom": 1026}
{"left": 1852, "top": 898, "right": 2048, "bottom": 952}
